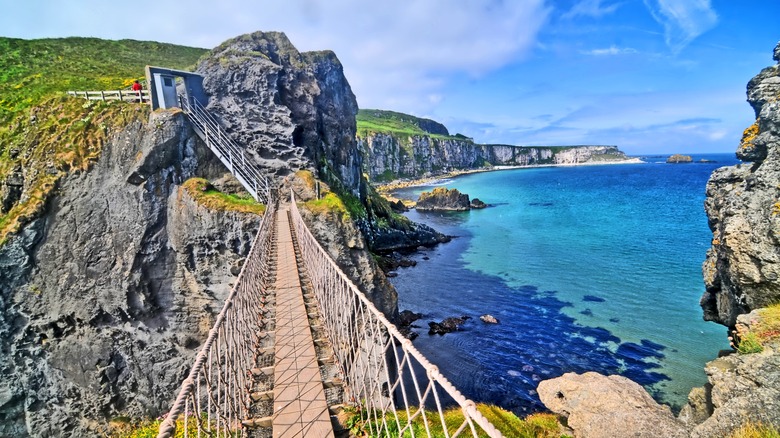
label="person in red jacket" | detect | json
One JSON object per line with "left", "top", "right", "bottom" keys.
{"left": 132, "top": 80, "right": 144, "bottom": 103}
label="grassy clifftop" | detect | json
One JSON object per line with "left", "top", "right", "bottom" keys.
{"left": 0, "top": 37, "right": 207, "bottom": 123}
{"left": 357, "top": 109, "right": 472, "bottom": 141}
{"left": 0, "top": 37, "right": 207, "bottom": 244}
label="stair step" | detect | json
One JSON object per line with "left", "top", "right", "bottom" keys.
{"left": 242, "top": 416, "right": 273, "bottom": 428}
{"left": 250, "top": 390, "right": 274, "bottom": 402}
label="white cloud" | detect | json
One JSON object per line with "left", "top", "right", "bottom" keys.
{"left": 563, "top": 0, "right": 622, "bottom": 19}
{"left": 642, "top": 0, "right": 718, "bottom": 53}
{"left": 580, "top": 45, "right": 638, "bottom": 56}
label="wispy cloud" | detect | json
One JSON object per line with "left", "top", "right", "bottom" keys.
{"left": 563, "top": 0, "right": 622, "bottom": 19}
{"left": 643, "top": 0, "right": 718, "bottom": 53}
{"left": 580, "top": 45, "right": 638, "bottom": 56}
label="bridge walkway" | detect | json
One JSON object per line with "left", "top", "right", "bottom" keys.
{"left": 270, "top": 205, "right": 335, "bottom": 438}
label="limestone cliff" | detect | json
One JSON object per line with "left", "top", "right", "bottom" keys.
{"left": 358, "top": 129, "right": 629, "bottom": 181}
{"left": 0, "top": 110, "right": 260, "bottom": 436}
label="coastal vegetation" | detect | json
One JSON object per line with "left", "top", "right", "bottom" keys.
{"left": 0, "top": 37, "right": 206, "bottom": 246}
{"left": 357, "top": 108, "right": 467, "bottom": 141}
{"left": 343, "top": 403, "right": 565, "bottom": 438}
{"left": 735, "top": 303, "right": 780, "bottom": 354}
{"left": 181, "top": 177, "right": 265, "bottom": 215}
{"left": 0, "top": 97, "right": 148, "bottom": 245}
{"left": 0, "top": 37, "right": 206, "bottom": 123}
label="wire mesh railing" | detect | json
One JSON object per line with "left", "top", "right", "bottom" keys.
{"left": 288, "top": 191, "right": 504, "bottom": 438}
{"left": 156, "top": 200, "right": 277, "bottom": 438}
{"left": 179, "top": 95, "right": 271, "bottom": 204}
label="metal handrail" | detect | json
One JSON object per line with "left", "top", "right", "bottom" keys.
{"left": 179, "top": 96, "right": 271, "bottom": 203}
{"left": 289, "top": 190, "right": 504, "bottom": 438}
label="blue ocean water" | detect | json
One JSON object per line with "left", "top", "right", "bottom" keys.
{"left": 390, "top": 154, "right": 736, "bottom": 415}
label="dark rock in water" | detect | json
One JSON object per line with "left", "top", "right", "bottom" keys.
{"left": 422, "top": 256, "right": 430, "bottom": 260}
{"left": 398, "top": 310, "right": 423, "bottom": 327}
{"left": 428, "top": 316, "right": 471, "bottom": 335}
{"left": 580, "top": 308, "right": 593, "bottom": 316}
{"left": 397, "top": 310, "right": 423, "bottom": 340}
{"left": 470, "top": 198, "right": 487, "bottom": 209}
{"left": 416, "top": 187, "right": 471, "bottom": 211}
{"left": 480, "top": 314, "right": 500, "bottom": 324}
{"left": 386, "top": 271, "right": 398, "bottom": 278}
{"left": 666, "top": 154, "right": 693, "bottom": 163}
{"left": 583, "top": 295, "right": 606, "bottom": 302}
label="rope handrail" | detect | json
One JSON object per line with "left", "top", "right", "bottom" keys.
{"left": 288, "top": 190, "right": 505, "bottom": 438}
{"left": 179, "top": 96, "right": 271, "bottom": 204}
{"left": 156, "top": 200, "right": 277, "bottom": 438}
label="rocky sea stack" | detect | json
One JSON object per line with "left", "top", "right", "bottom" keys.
{"left": 667, "top": 154, "right": 693, "bottom": 163}
{"left": 416, "top": 187, "right": 486, "bottom": 211}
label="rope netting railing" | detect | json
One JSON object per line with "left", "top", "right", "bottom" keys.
{"left": 288, "top": 191, "right": 505, "bottom": 438}
{"left": 179, "top": 95, "right": 271, "bottom": 204}
{"left": 156, "top": 200, "right": 277, "bottom": 438}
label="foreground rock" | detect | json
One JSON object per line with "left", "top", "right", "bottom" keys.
{"left": 538, "top": 372, "right": 688, "bottom": 438}
{"left": 667, "top": 154, "right": 693, "bottom": 163}
{"left": 680, "top": 310, "right": 780, "bottom": 437}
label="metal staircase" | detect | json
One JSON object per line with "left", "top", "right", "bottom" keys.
{"left": 179, "top": 96, "right": 271, "bottom": 204}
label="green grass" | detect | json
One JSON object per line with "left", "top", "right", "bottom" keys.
{"left": 108, "top": 413, "right": 234, "bottom": 438}
{"left": 181, "top": 178, "right": 265, "bottom": 215}
{"left": 0, "top": 97, "right": 149, "bottom": 245}
{"left": 357, "top": 109, "right": 467, "bottom": 141}
{"left": 0, "top": 36, "right": 207, "bottom": 245}
{"left": 728, "top": 422, "right": 780, "bottom": 438}
{"left": 0, "top": 37, "right": 207, "bottom": 124}
{"left": 345, "top": 403, "right": 563, "bottom": 438}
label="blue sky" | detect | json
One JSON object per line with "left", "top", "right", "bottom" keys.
{"left": 1, "top": 1, "right": 778, "bottom": 154}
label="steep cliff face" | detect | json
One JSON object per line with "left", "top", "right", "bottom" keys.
{"left": 0, "top": 110, "right": 260, "bottom": 436}
{"left": 358, "top": 132, "right": 627, "bottom": 181}
{"left": 197, "top": 31, "right": 362, "bottom": 193}
{"left": 678, "top": 41, "right": 780, "bottom": 437}
{"left": 701, "top": 43, "right": 780, "bottom": 327}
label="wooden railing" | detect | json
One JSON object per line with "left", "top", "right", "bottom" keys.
{"left": 66, "top": 89, "right": 151, "bottom": 102}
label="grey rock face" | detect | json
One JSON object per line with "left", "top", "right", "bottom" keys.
{"left": 0, "top": 111, "right": 259, "bottom": 436}
{"left": 197, "top": 31, "right": 362, "bottom": 193}
{"left": 702, "top": 43, "right": 780, "bottom": 327}
{"left": 537, "top": 372, "right": 688, "bottom": 438}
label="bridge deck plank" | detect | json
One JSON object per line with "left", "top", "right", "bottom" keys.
{"left": 272, "top": 207, "right": 334, "bottom": 438}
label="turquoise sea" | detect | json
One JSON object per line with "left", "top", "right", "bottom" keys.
{"left": 390, "top": 154, "right": 737, "bottom": 414}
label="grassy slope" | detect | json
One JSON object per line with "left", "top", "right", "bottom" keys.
{"left": 0, "top": 37, "right": 207, "bottom": 244}
{"left": 357, "top": 108, "right": 467, "bottom": 141}
{"left": 0, "top": 37, "right": 207, "bottom": 123}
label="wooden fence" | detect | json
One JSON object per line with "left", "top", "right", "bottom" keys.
{"left": 66, "top": 89, "right": 151, "bottom": 103}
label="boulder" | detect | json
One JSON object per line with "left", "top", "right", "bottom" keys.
{"left": 480, "top": 314, "right": 499, "bottom": 324}
{"left": 667, "top": 154, "right": 693, "bottom": 163}
{"left": 416, "top": 187, "right": 471, "bottom": 211}
{"left": 537, "top": 372, "right": 688, "bottom": 438}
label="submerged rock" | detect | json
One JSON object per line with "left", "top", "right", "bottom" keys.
{"left": 538, "top": 372, "right": 688, "bottom": 438}
{"left": 470, "top": 198, "right": 487, "bottom": 209}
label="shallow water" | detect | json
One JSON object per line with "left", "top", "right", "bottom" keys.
{"left": 389, "top": 154, "right": 735, "bottom": 414}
